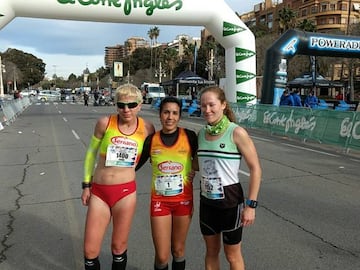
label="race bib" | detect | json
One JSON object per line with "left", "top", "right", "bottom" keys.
{"left": 105, "top": 144, "right": 137, "bottom": 167}
{"left": 201, "top": 176, "right": 224, "bottom": 199}
{"left": 155, "top": 174, "right": 183, "bottom": 196}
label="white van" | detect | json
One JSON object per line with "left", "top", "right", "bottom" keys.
{"left": 141, "top": 83, "right": 165, "bottom": 104}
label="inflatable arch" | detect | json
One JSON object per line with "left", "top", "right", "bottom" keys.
{"left": 0, "top": 0, "right": 256, "bottom": 104}
{"left": 261, "top": 29, "right": 360, "bottom": 104}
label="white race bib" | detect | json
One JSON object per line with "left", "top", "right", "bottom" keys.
{"left": 201, "top": 176, "right": 224, "bottom": 199}
{"left": 155, "top": 174, "right": 183, "bottom": 196}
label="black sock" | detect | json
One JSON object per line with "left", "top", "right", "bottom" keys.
{"left": 84, "top": 256, "right": 100, "bottom": 270}
{"left": 154, "top": 263, "right": 168, "bottom": 270}
{"left": 112, "top": 250, "right": 127, "bottom": 270}
{"left": 172, "top": 258, "right": 185, "bottom": 270}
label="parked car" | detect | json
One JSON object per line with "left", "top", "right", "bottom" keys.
{"left": 20, "top": 90, "right": 37, "bottom": 97}
{"left": 37, "top": 90, "right": 61, "bottom": 102}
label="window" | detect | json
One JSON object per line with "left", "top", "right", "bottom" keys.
{"left": 321, "top": 3, "right": 328, "bottom": 12}
{"left": 311, "top": 6, "right": 318, "bottom": 14}
{"left": 329, "top": 4, "right": 335, "bottom": 11}
{"left": 340, "top": 3, "right": 347, "bottom": 11}
{"left": 301, "top": 8, "right": 307, "bottom": 16}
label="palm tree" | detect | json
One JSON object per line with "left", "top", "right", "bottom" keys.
{"left": 152, "top": 26, "right": 160, "bottom": 46}
{"left": 148, "top": 27, "right": 155, "bottom": 74}
{"left": 152, "top": 26, "right": 160, "bottom": 71}
{"left": 163, "top": 47, "right": 178, "bottom": 80}
{"left": 297, "top": 19, "right": 316, "bottom": 32}
{"left": 278, "top": 7, "right": 296, "bottom": 34}
{"left": 124, "top": 41, "right": 132, "bottom": 77}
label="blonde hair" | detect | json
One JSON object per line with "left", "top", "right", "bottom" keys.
{"left": 199, "top": 86, "right": 237, "bottom": 123}
{"left": 114, "top": 84, "right": 142, "bottom": 103}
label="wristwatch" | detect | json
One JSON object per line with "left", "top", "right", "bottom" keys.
{"left": 245, "top": 199, "right": 258, "bottom": 208}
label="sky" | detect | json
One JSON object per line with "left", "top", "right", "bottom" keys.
{"left": 0, "top": 0, "right": 261, "bottom": 79}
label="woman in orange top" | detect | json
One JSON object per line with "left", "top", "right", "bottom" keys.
{"left": 136, "top": 96, "right": 198, "bottom": 270}
{"left": 81, "top": 84, "right": 155, "bottom": 270}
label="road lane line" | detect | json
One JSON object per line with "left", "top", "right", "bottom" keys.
{"left": 282, "top": 143, "right": 339, "bottom": 157}
{"left": 72, "top": 130, "right": 80, "bottom": 140}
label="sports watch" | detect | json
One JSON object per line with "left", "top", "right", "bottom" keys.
{"left": 245, "top": 199, "right": 258, "bottom": 208}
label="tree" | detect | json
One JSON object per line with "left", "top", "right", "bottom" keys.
{"left": 163, "top": 47, "right": 178, "bottom": 80}
{"left": 278, "top": 7, "right": 296, "bottom": 34}
{"left": 1, "top": 48, "right": 46, "bottom": 89}
{"left": 297, "top": 19, "right": 316, "bottom": 32}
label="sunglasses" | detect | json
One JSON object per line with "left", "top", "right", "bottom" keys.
{"left": 116, "top": 102, "right": 139, "bottom": 109}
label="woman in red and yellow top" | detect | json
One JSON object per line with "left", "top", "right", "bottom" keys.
{"left": 136, "top": 96, "right": 198, "bottom": 270}
{"left": 81, "top": 84, "right": 155, "bottom": 270}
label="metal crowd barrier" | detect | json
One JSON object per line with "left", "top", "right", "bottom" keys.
{"left": 0, "top": 96, "right": 31, "bottom": 130}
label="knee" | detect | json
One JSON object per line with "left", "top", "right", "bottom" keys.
{"left": 84, "top": 245, "right": 101, "bottom": 259}
{"left": 171, "top": 244, "right": 185, "bottom": 258}
{"left": 206, "top": 245, "right": 221, "bottom": 257}
{"left": 156, "top": 253, "right": 169, "bottom": 265}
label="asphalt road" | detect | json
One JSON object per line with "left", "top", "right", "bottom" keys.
{"left": 0, "top": 101, "right": 359, "bottom": 270}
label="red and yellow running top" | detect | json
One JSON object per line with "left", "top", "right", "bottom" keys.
{"left": 99, "top": 115, "right": 147, "bottom": 167}
{"left": 150, "top": 128, "right": 193, "bottom": 202}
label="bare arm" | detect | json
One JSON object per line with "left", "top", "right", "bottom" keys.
{"left": 233, "top": 126, "right": 262, "bottom": 226}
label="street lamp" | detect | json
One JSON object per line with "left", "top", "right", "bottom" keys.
{"left": 205, "top": 49, "right": 220, "bottom": 81}
{"left": 154, "top": 62, "right": 166, "bottom": 83}
{"left": 0, "top": 56, "right": 6, "bottom": 96}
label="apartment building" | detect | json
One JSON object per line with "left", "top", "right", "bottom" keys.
{"left": 104, "top": 45, "right": 125, "bottom": 69}
{"left": 241, "top": 0, "right": 360, "bottom": 34}
{"left": 104, "top": 37, "right": 149, "bottom": 69}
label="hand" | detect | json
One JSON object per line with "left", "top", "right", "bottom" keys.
{"left": 187, "top": 170, "right": 196, "bottom": 182}
{"left": 241, "top": 207, "right": 255, "bottom": 227}
{"left": 81, "top": 188, "right": 91, "bottom": 206}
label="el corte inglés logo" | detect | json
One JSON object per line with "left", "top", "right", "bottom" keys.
{"left": 223, "top": 21, "right": 245, "bottom": 36}
{"left": 236, "top": 92, "right": 256, "bottom": 103}
{"left": 235, "top": 48, "right": 255, "bottom": 62}
{"left": 57, "top": 0, "right": 183, "bottom": 16}
{"left": 236, "top": 70, "right": 256, "bottom": 84}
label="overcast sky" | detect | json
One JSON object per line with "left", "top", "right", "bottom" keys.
{"left": 0, "top": 0, "right": 262, "bottom": 79}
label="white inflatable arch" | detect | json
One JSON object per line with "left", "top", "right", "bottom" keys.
{"left": 0, "top": 0, "right": 256, "bottom": 103}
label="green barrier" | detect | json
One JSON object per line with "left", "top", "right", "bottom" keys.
{"left": 232, "top": 103, "right": 360, "bottom": 152}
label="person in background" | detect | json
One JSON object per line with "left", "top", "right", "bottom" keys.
{"left": 279, "top": 89, "right": 294, "bottom": 106}
{"left": 84, "top": 91, "right": 89, "bottom": 106}
{"left": 81, "top": 84, "right": 155, "bottom": 270}
{"left": 304, "top": 90, "right": 318, "bottom": 108}
{"left": 291, "top": 89, "right": 302, "bottom": 107}
{"left": 194, "top": 86, "right": 262, "bottom": 270}
{"left": 13, "top": 90, "right": 20, "bottom": 99}
{"left": 136, "top": 96, "right": 198, "bottom": 270}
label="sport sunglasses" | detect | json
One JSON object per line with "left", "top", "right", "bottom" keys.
{"left": 116, "top": 102, "right": 139, "bottom": 109}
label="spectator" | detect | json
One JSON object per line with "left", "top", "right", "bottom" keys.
{"left": 291, "top": 89, "right": 302, "bottom": 107}
{"left": 84, "top": 91, "right": 89, "bottom": 106}
{"left": 13, "top": 90, "right": 20, "bottom": 99}
{"left": 279, "top": 89, "right": 294, "bottom": 106}
{"left": 304, "top": 91, "right": 318, "bottom": 108}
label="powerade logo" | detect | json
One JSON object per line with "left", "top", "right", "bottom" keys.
{"left": 235, "top": 48, "right": 255, "bottom": 62}
{"left": 236, "top": 92, "right": 256, "bottom": 103}
{"left": 236, "top": 70, "right": 256, "bottom": 84}
{"left": 310, "top": 37, "right": 360, "bottom": 52}
{"left": 223, "top": 21, "right": 245, "bottom": 37}
{"left": 57, "top": 0, "right": 183, "bottom": 16}
{"left": 281, "top": 38, "right": 298, "bottom": 55}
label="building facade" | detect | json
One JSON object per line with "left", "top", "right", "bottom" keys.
{"left": 241, "top": 0, "right": 360, "bottom": 34}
